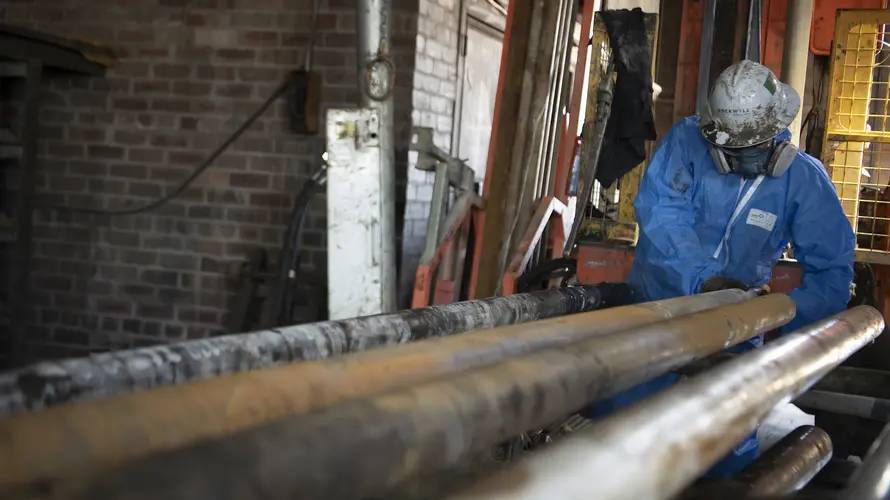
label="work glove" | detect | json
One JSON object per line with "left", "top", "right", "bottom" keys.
{"left": 700, "top": 276, "right": 749, "bottom": 294}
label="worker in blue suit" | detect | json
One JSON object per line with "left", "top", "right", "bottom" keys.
{"left": 585, "top": 60, "right": 855, "bottom": 476}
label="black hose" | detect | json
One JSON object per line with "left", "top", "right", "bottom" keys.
{"left": 268, "top": 166, "right": 327, "bottom": 327}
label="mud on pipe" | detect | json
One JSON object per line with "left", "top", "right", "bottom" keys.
{"left": 449, "top": 306, "right": 883, "bottom": 500}
{"left": 11, "top": 294, "right": 793, "bottom": 500}
{"left": 0, "top": 284, "right": 631, "bottom": 415}
{"left": 0, "top": 288, "right": 761, "bottom": 493}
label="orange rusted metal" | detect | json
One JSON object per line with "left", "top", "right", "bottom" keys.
{"left": 23, "top": 296, "right": 795, "bottom": 500}
{"left": 500, "top": 196, "right": 567, "bottom": 295}
{"left": 0, "top": 289, "right": 765, "bottom": 492}
{"left": 555, "top": 0, "right": 595, "bottom": 202}
{"left": 811, "top": 0, "right": 886, "bottom": 55}
{"left": 412, "top": 203, "right": 482, "bottom": 308}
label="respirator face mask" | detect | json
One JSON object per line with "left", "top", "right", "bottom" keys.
{"left": 721, "top": 140, "right": 775, "bottom": 178}
{"left": 708, "top": 138, "right": 798, "bottom": 178}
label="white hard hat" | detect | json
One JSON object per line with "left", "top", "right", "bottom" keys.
{"left": 700, "top": 60, "right": 801, "bottom": 148}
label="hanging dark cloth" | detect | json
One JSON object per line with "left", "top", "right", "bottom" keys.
{"left": 596, "top": 8, "right": 657, "bottom": 189}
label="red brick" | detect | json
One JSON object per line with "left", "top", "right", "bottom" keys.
{"left": 68, "top": 91, "right": 108, "bottom": 109}
{"left": 120, "top": 284, "right": 154, "bottom": 298}
{"left": 114, "top": 130, "right": 148, "bottom": 145}
{"left": 215, "top": 84, "right": 253, "bottom": 98}
{"left": 282, "top": 33, "right": 310, "bottom": 47}
{"left": 97, "top": 299, "right": 133, "bottom": 315}
{"left": 172, "top": 81, "right": 211, "bottom": 97}
{"left": 178, "top": 307, "right": 218, "bottom": 324}
{"left": 104, "top": 230, "right": 141, "bottom": 247}
{"left": 68, "top": 127, "right": 106, "bottom": 142}
{"left": 133, "top": 81, "right": 171, "bottom": 94}
{"left": 88, "top": 145, "right": 124, "bottom": 159}
{"left": 113, "top": 98, "right": 149, "bottom": 111}
{"left": 249, "top": 192, "right": 288, "bottom": 208}
{"left": 196, "top": 65, "right": 237, "bottom": 81}
{"left": 49, "top": 175, "right": 88, "bottom": 192}
{"left": 159, "top": 253, "right": 197, "bottom": 270}
{"left": 117, "top": 61, "right": 150, "bottom": 78}
{"left": 120, "top": 250, "right": 158, "bottom": 266}
{"left": 128, "top": 182, "right": 162, "bottom": 198}
{"left": 169, "top": 150, "right": 205, "bottom": 166}
{"left": 230, "top": 172, "right": 270, "bottom": 188}
{"left": 151, "top": 134, "right": 188, "bottom": 148}
{"left": 151, "top": 166, "right": 189, "bottom": 181}
{"left": 110, "top": 164, "right": 148, "bottom": 179}
{"left": 128, "top": 148, "right": 164, "bottom": 163}
{"left": 180, "top": 117, "right": 199, "bottom": 130}
{"left": 137, "top": 303, "right": 174, "bottom": 320}
{"left": 188, "top": 239, "right": 225, "bottom": 256}
{"left": 217, "top": 48, "right": 255, "bottom": 61}
{"left": 141, "top": 270, "right": 179, "bottom": 287}
{"left": 47, "top": 142, "right": 85, "bottom": 157}
{"left": 154, "top": 63, "right": 191, "bottom": 78}
{"left": 151, "top": 98, "right": 191, "bottom": 113}
{"left": 69, "top": 161, "right": 107, "bottom": 176}
{"left": 185, "top": 13, "right": 206, "bottom": 26}
{"left": 35, "top": 275, "right": 72, "bottom": 292}
{"left": 233, "top": 136, "right": 273, "bottom": 152}
{"left": 242, "top": 30, "right": 278, "bottom": 44}
{"left": 117, "top": 28, "right": 153, "bottom": 43}
{"left": 323, "top": 33, "right": 356, "bottom": 48}
{"left": 89, "top": 178, "right": 127, "bottom": 194}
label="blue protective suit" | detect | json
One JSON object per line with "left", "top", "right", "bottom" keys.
{"left": 584, "top": 116, "right": 854, "bottom": 477}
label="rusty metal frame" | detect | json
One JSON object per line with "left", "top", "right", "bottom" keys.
{"left": 500, "top": 196, "right": 568, "bottom": 296}
{"left": 412, "top": 193, "right": 485, "bottom": 308}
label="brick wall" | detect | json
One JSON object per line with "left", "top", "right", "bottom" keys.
{"left": 0, "top": 0, "right": 417, "bottom": 361}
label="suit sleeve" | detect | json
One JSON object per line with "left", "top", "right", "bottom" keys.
{"left": 784, "top": 161, "right": 855, "bottom": 332}
{"left": 633, "top": 123, "right": 724, "bottom": 297}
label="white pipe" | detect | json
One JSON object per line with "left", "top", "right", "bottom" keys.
{"left": 781, "top": 0, "right": 814, "bottom": 146}
{"left": 448, "top": 306, "right": 885, "bottom": 500}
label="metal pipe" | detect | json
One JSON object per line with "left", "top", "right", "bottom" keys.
{"left": 21, "top": 295, "right": 794, "bottom": 500}
{"left": 745, "top": 0, "right": 762, "bottom": 62}
{"left": 796, "top": 390, "right": 890, "bottom": 422}
{"left": 780, "top": 0, "right": 813, "bottom": 146}
{"left": 0, "top": 289, "right": 759, "bottom": 492}
{"left": 356, "top": 0, "right": 396, "bottom": 312}
{"left": 0, "top": 284, "right": 624, "bottom": 415}
{"left": 842, "top": 424, "right": 890, "bottom": 500}
{"left": 696, "top": 0, "right": 717, "bottom": 115}
{"left": 450, "top": 306, "right": 884, "bottom": 500}
{"left": 737, "top": 425, "right": 833, "bottom": 497}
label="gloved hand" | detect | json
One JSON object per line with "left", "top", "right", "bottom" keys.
{"left": 700, "top": 276, "right": 749, "bottom": 293}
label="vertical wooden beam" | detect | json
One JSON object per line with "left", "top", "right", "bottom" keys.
{"left": 469, "top": 0, "right": 536, "bottom": 299}
{"left": 673, "top": 0, "right": 704, "bottom": 122}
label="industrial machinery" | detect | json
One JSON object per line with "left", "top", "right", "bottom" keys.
{"left": 4, "top": 1, "right": 890, "bottom": 499}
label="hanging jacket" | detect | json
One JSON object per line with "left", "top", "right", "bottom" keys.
{"left": 628, "top": 116, "right": 855, "bottom": 337}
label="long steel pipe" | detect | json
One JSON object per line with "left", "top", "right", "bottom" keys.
{"left": 0, "top": 288, "right": 760, "bottom": 492}
{"left": 449, "top": 306, "right": 884, "bottom": 500}
{"left": 0, "top": 284, "right": 624, "bottom": 415}
{"left": 737, "top": 425, "right": 833, "bottom": 497}
{"left": 842, "top": 424, "right": 890, "bottom": 500}
{"left": 14, "top": 294, "right": 794, "bottom": 500}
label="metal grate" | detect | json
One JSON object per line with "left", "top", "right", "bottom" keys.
{"left": 823, "top": 10, "right": 890, "bottom": 264}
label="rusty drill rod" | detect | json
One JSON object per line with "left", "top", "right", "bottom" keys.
{"left": 15, "top": 294, "right": 794, "bottom": 500}
{"left": 449, "top": 306, "right": 884, "bottom": 500}
{"left": 737, "top": 425, "right": 833, "bottom": 497}
{"left": 680, "top": 426, "right": 833, "bottom": 499}
{"left": 0, "top": 288, "right": 760, "bottom": 492}
{"left": 841, "top": 423, "right": 890, "bottom": 500}
{"left": 0, "top": 284, "right": 628, "bottom": 415}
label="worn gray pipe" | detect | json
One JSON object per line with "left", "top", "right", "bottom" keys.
{"left": 450, "top": 306, "right": 884, "bottom": 500}
{"left": 356, "top": 0, "right": 396, "bottom": 312}
{"left": 15, "top": 295, "right": 792, "bottom": 500}
{"left": 0, "top": 285, "right": 622, "bottom": 415}
{"left": 737, "top": 425, "right": 833, "bottom": 497}
{"left": 842, "top": 424, "right": 890, "bottom": 500}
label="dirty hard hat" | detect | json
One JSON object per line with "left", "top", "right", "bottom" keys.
{"left": 700, "top": 60, "right": 801, "bottom": 148}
